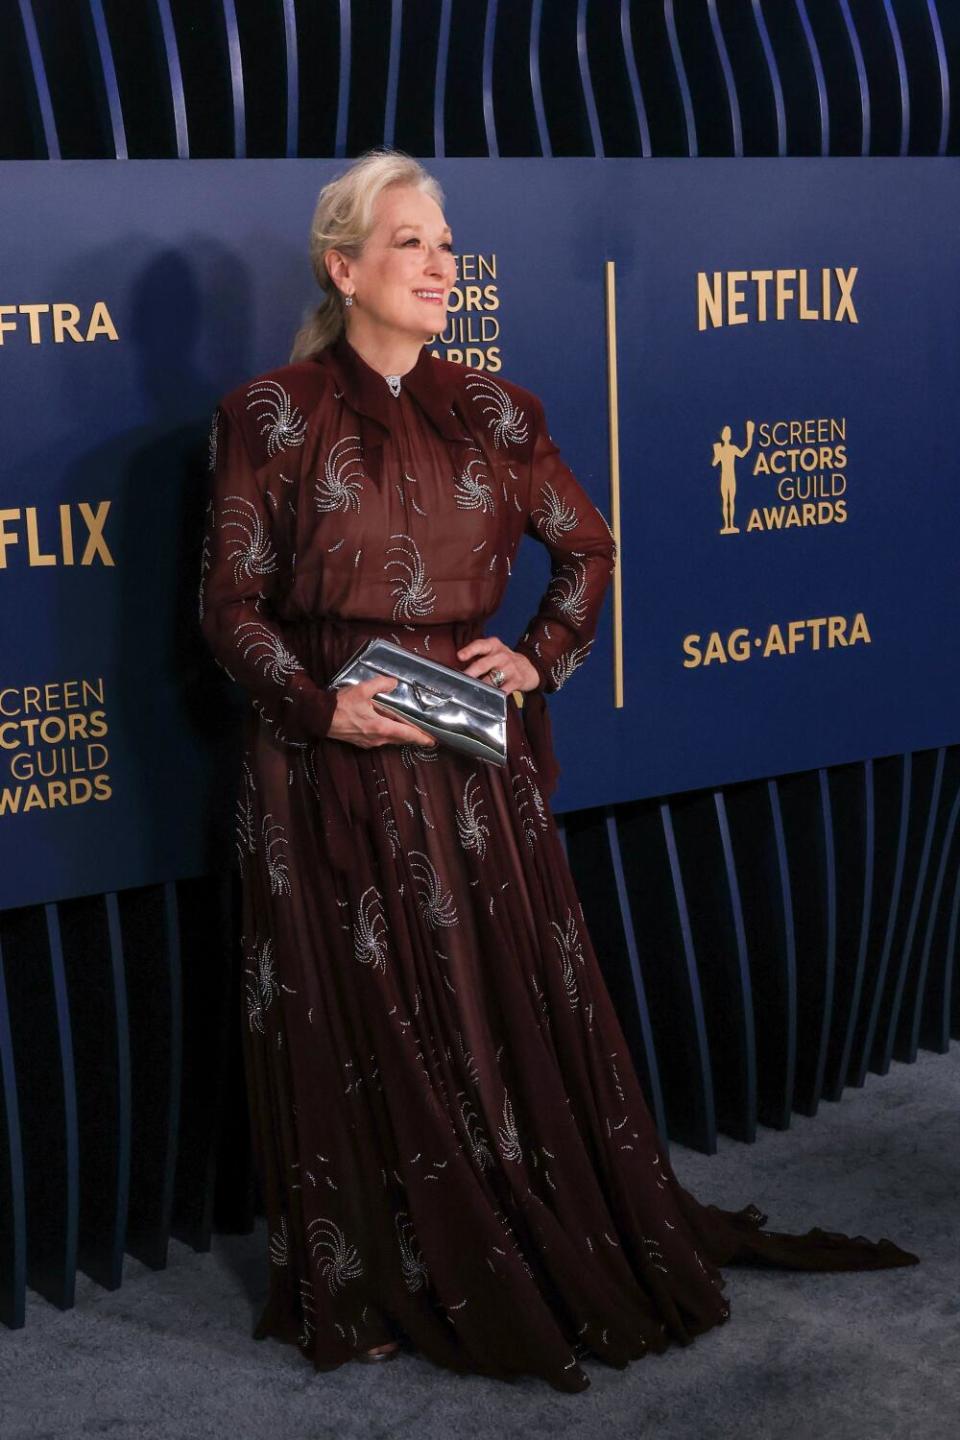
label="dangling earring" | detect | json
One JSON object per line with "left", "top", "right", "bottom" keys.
{"left": 344, "top": 292, "right": 354, "bottom": 307}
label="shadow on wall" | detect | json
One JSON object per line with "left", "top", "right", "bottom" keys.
{"left": 50, "top": 240, "right": 259, "bottom": 884}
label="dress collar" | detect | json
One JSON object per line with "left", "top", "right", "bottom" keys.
{"left": 319, "top": 330, "right": 465, "bottom": 443}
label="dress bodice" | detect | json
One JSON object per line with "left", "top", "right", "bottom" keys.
{"left": 199, "top": 331, "right": 617, "bottom": 748}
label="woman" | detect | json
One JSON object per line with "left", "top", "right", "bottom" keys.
{"left": 199, "top": 148, "right": 916, "bottom": 1393}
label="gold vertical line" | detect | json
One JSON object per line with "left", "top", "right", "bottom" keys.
{"left": 604, "top": 259, "right": 624, "bottom": 707}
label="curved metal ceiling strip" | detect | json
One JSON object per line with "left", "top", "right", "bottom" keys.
{"left": 925, "top": 0, "right": 950, "bottom": 156}
{"left": 619, "top": 0, "right": 651, "bottom": 158}
{"left": 663, "top": 0, "right": 698, "bottom": 158}
{"left": 529, "top": 0, "right": 551, "bottom": 157}
{"left": 281, "top": 0, "right": 299, "bottom": 158}
{"left": 793, "top": 0, "right": 830, "bottom": 155}
{"left": 751, "top": 0, "right": 787, "bottom": 156}
{"left": 707, "top": 0, "right": 743, "bottom": 157}
{"left": 15, "top": 0, "right": 60, "bottom": 159}
{"left": 482, "top": 0, "right": 499, "bottom": 158}
{"left": 880, "top": 0, "right": 909, "bottom": 156}
{"left": 383, "top": 0, "right": 403, "bottom": 149}
{"left": 576, "top": 0, "right": 604, "bottom": 158}
{"left": 153, "top": 0, "right": 189, "bottom": 158}
{"left": 86, "top": 0, "right": 127, "bottom": 160}
{"left": 837, "top": 0, "right": 870, "bottom": 155}
{"left": 220, "top": 0, "right": 246, "bottom": 158}
{"left": 335, "top": 0, "right": 351, "bottom": 158}
{"left": 434, "top": 0, "right": 453, "bottom": 158}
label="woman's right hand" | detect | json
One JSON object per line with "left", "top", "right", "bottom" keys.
{"left": 327, "top": 675, "right": 439, "bottom": 750}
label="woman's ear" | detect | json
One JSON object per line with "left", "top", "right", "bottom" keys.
{"left": 324, "top": 248, "right": 349, "bottom": 291}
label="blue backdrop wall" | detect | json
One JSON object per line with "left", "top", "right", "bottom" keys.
{"left": 1, "top": 156, "right": 957, "bottom": 908}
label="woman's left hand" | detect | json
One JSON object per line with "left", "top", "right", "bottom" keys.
{"left": 457, "top": 636, "right": 540, "bottom": 693}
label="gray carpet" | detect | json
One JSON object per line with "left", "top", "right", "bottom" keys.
{"left": 1, "top": 1046, "right": 957, "bottom": 1440}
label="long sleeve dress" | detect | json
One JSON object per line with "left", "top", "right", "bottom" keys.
{"left": 198, "top": 330, "right": 917, "bottom": 1394}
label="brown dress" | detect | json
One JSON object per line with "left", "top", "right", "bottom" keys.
{"left": 199, "top": 330, "right": 917, "bottom": 1394}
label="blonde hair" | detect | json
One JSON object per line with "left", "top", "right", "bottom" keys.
{"left": 290, "top": 147, "right": 446, "bottom": 362}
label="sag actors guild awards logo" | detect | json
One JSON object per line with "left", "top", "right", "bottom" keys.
{"left": 709, "top": 417, "right": 848, "bottom": 536}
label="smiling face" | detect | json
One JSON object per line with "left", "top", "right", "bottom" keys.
{"left": 328, "top": 183, "right": 457, "bottom": 350}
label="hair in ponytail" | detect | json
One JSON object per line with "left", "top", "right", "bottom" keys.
{"left": 290, "top": 147, "right": 445, "bottom": 362}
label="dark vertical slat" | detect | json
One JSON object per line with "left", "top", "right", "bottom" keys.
{"left": 768, "top": 779, "right": 799, "bottom": 1125}
{"left": 660, "top": 803, "right": 716, "bottom": 1152}
{"left": 171, "top": 873, "right": 234, "bottom": 1250}
{"left": 886, "top": 747, "right": 946, "bottom": 1066}
{"left": 945, "top": 862, "right": 960, "bottom": 1044}
{"left": 121, "top": 883, "right": 182, "bottom": 1269}
{"left": 0, "top": 3, "right": 42, "bottom": 157}
{"left": 152, "top": 0, "right": 232, "bottom": 155}
{"left": 870, "top": 750, "right": 938, "bottom": 1073}
{"left": 43, "top": 903, "right": 80, "bottom": 1306}
{"left": 823, "top": 761, "right": 874, "bottom": 1100}
{"left": 59, "top": 893, "right": 129, "bottom": 1291}
{"left": 723, "top": 780, "right": 796, "bottom": 1131}
{"left": 814, "top": 769, "right": 838, "bottom": 1107}
{"left": 392, "top": 0, "right": 441, "bottom": 157}
{"left": 106, "top": 893, "right": 133, "bottom": 1275}
{"left": 1, "top": 905, "right": 75, "bottom": 1307}
{"left": 777, "top": 770, "right": 833, "bottom": 1117}
{"left": 853, "top": 754, "right": 910, "bottom": 1083}
{"left": 617, "top": 799, "right": 713, "bottom": 1151}
{"left": 912, "top": 761, "right": 960, "bottom": 1056}
{"left": 671, "top": 789, "right": 755, "bottom": 1143}
{"left": 0, "top": 934, "right": 27, "bottom": 1328}
{"left": 606, "top": 812, "right": 667, "bottom": 1144}
{"left": 163, "top": 883, "right": 184, "bottom": 1239}
{"left": 565, "top": 809, "right": 668, "bottom": 1147}
{"left": 714, "top": 791, "right": 757, "bottom": 1139}
{"left": 442, "top": 0, "right": 497, "bottom": 158}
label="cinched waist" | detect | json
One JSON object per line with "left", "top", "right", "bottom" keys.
{"left": 287, "top": 614, "right": 488, "bottom": 685}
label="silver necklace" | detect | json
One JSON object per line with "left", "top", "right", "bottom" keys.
{"left": 385, "top": 374, "right": 402, "bottom": 398}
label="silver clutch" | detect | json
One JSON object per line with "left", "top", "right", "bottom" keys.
{"left": 328, "top": 638, "right": 508, "bottom": 765}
